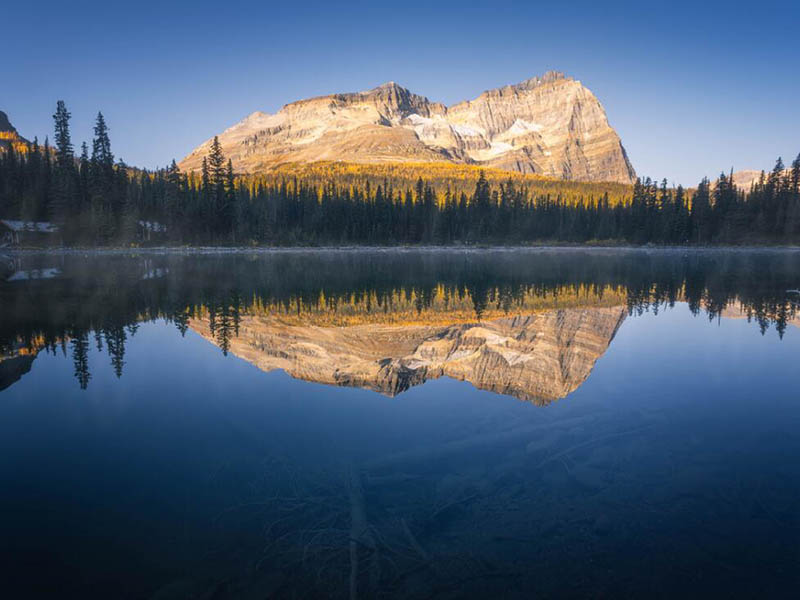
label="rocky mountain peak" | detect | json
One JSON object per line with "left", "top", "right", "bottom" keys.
{"left": 0, "top": 110, "right": 30, "bottom": 153}
{"left": 513, "top": 70, "right": 570, "bottom": 91}
{"left": 0, "top": 110, "right": 16, "bottom": 133}
{"left": 180, "top": 72, "right": 636, "bottom": 183}
{"left": 363, "top": 81, "right": 435, "bottom": 116}
{"left": 372, "top": 81, "right": 402, "bottom": 91}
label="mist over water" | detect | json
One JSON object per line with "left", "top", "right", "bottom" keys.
{"left": 1, "top": 249, "right": 799, "bottom": 598}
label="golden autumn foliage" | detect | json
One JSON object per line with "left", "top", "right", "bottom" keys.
{"left": 0, "top": 131, "right": 29, "bottom": 154}
{"left": 190, "top": 284, "right": 630, "bottom": 328}
{"left": 233, "top": 161, "right": 633, "bottom": 207}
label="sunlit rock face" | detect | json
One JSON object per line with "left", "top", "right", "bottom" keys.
{"left": 190, "top": 306, "right": 626, "bottom": 404}
{"left": 180, "top": 72, "right": 635, "bottom": 183}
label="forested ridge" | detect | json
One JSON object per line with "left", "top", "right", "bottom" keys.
{"left": 1, "top": 102, "right": 799, "bottom": 246}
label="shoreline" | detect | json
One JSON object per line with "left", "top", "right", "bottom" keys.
{"left": 4, "top": 244, "right": 800, "bottom": 256}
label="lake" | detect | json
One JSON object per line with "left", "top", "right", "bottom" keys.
{"left": 1, "top": 248, "right": 799, "bottom": 598}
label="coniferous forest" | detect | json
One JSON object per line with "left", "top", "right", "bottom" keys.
{"left": 1, "top": 102, "right": 799, "bottom": 246}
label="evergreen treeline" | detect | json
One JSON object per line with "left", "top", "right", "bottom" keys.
{"left": 1, "top": 102, "right": 800, "bottom": 246}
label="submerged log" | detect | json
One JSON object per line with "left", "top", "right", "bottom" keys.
{"left": 348, "top": 463, "right": 377, "bottom": 600}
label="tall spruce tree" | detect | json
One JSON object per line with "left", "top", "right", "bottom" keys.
{"left": 223, "top": 158, "right": 236, "bottom": 240}
{"left": 472, "top": 171, "right": 491, "bottom": 238}
{"left": 90, "top": 112, "right": 118, "bottom": 242}
{"left": 53, "top": 101, "right": 74, "bottom": 169}
{"left": 51, "top": 101, "right": 77, "bottom": 230}
{"left": 91, "top": 112, "right": 113, "bottom": 167}
{"left": 691, "top": 178, "right": 712, "bottom": 243}
{"left": 207, "top": 136, "right": 227, "bottom": 238}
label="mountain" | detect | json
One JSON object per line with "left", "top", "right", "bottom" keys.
{"left": 190, "top": 306, "right": 626, "bottom": 404}
{"left": 729, "top": 169, "right": 791, "bottom": 191}
{"left": 0, "top": 111, "right": 30, "bottom": 154}
{"left": 180, "top": 72, "right": 636, "bottom": 183}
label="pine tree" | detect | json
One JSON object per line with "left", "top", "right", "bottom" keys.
{"left": 206, "top": 136, "right": 228, "bottom": 239}
{"left": 89, "top": 112, "right": 119, "bottom": 243}
{"left": 40, "top": 137, "right": 52, "bottom": 221}
{"left": 51, "top": 101, "right": 77, "bottom": 232}
{"left": 53, "top": 101, "right": 74, "bottom": 169}
{"left": 691, "top": 178, "right": 711, "bottom": 243}
{"left": 762, "top": 157, "right": 786, "bottom": 235}
{"left": 196, "top": 157, "right": 210, "bottom": 240}
{"left": 91, "top": 112, "right": 114, "bottom": 168}
{"left": 164, "top": 159, "right": 183, "bottom": 238}
{"left": 21, "top": 137, "right": 42, "bottom": 222}
{"left": 472, "top": 171, "right": 491, "bottom": 239}
{"left": 223, "top": 158, "right": 236, "bottom": 241}
{"left": 208, "top": 136, "right": 226, "bottom": 186}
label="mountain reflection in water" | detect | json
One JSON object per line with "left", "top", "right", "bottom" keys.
{"left": 1, "top": 249, "right": 798, "bottom": 398}
{"left": 190, "top": 308, "right": 625, "bottom": 404}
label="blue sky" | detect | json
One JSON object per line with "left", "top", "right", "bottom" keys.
{"left": 5, "top": 0, "right": 799, "bottom": 185}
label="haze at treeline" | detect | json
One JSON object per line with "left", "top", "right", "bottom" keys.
{"left": 1, "top": 103, "right": 799, "bottom": 246}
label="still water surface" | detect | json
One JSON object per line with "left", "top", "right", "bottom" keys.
{"left": 1, "top": 249, "right": 799, "bottom": 598}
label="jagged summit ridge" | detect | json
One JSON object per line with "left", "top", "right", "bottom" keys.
{"left": 180, "top": 72, "right": 636, "bottom": 183}
{"left": 509, "top": 70, "right": 570, "bottom": 92}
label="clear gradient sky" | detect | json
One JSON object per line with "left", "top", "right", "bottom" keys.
{"left": 5, "top": 0, "right": 799, "bottom": 185}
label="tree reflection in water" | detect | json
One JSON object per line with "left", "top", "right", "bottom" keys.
{"left": 1, "top": 249, "right": 798, "bottom": 392}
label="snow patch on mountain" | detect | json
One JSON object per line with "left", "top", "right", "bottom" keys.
{"left": 508, "top": 119, "right": 543, "bottom": 135}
